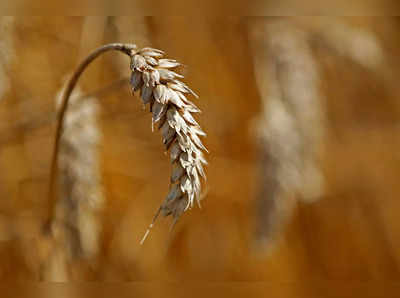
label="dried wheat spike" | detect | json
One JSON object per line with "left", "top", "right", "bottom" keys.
{"left": 129, "top": 47, "right": 207, "bottom": 221}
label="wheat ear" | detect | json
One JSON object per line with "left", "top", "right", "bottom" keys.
{"left": 130, "top": 47, "right": 207, "bottom": 220}
{"left": 48, "top": 43, "right": 207, "bottom": 232}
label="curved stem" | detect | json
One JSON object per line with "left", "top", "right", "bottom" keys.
{"left": 46, "top": 43, "right": 134, "bottom": 223}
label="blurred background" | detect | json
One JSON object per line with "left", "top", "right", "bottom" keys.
{"left": 0, "top": 16, "right": 400, "bottom": 293}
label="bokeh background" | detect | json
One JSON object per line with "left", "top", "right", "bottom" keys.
{"left": 0, "top": 16, "right": 400, "bottom": 295}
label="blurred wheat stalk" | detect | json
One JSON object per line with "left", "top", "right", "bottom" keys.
{"left": 41, "top": 87, "right": 104, "bottom": 281}
{"left": 249, "top": 17, "right": 383, "bottom": 251}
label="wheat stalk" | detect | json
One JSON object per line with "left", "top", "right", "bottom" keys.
{"left": 249, "top": 20, "right": 325, "bottom": 248}
{"left": 47, "top": 43, "right": 207, "bottom": 241}
{"left": 56, "top": 86, "right": 104, "bottom": 258}
{"left": 41, "top": 86, "right": 104, "bottom": 281}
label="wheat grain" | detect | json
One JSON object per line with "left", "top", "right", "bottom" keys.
{"left": 129, "top": 47, "right": 207, "bottom": 223}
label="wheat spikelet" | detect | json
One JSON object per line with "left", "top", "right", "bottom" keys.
{"left": 129, "top": 47, "right": 207, "bottom": 223}
{"left": 111, "top": 17, "right": 151, "bottom": 74}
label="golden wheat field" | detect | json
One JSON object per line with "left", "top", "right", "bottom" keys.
{"left": 0, "top": 16, "right": 400, "bottom": 296}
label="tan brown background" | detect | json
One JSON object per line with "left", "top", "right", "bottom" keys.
{"left": 0, "top": 16, "right": 399, "bottom": 295}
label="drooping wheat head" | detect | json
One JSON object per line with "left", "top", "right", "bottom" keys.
{"left": 129, "top": 47, "right": 208, "bottom": 223}
{"left": 47, "top": 43, "right": 207, "bottom": 252}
